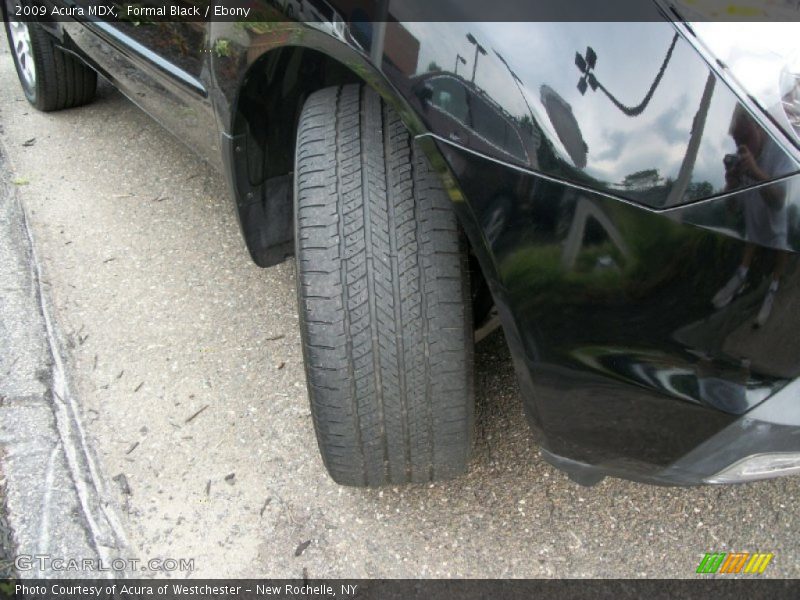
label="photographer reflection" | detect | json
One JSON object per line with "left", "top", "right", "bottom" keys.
{"left": 711, "top": 105, "right": 793, "bottom": 327}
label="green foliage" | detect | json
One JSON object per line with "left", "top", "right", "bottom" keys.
{"left": 498, "top": 198, "right": 711, "bottom": 311}
{"left": 214, "top": 39, "right": 231, "bottom": 58}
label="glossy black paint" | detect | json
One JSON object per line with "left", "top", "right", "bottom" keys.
{"left": 435, "top": 138, "right": 800, "bottom": 478}
{"left": 32, "top": 1, "right": 800, "bottom": 484}
{"left": 383, "top": 21, "right": 799, "bottom": 207}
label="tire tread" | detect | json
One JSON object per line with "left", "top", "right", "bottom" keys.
{"left": 295, "top": 85, "right": 473, "bottom": 486}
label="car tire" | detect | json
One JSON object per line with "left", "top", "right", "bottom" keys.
{"left": 294, "top": 84, "right": 474, "bottom": 486}
{"left": 4, "top": 5, "right": 97, "bottom": 112}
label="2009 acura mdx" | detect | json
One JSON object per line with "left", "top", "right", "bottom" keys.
{"left": 4, "top": 0, "right": 800, "bottom": 487}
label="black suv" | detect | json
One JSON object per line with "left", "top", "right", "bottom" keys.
{"left": 5, "top": 0, "right": 800, "bottom": 487}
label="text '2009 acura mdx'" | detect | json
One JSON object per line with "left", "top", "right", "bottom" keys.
{"left": 4, "top": 0, "right": 800, "bottom": 487}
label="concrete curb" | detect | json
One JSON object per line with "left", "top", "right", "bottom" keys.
{"left": 0, "top": 144, "right": 132, "bottom": 578}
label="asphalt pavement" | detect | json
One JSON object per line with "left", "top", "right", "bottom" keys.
{"left": 0, "top": 33, "right": 799, "bottom": 578}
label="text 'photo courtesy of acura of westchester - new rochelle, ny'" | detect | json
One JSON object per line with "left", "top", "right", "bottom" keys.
{"left": 4, "top": 0, "right": 800, "bottom": 490}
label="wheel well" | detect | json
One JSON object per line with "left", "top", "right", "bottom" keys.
{"left": 230, "top": 46, "right": 362, "bottom": 267}
{"left": 230, "top": 46, "right": 495, "bottom": 327}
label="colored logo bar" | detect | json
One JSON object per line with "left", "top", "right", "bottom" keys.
{"left": 697, "top": 552, "right": 774, "bottom": 574}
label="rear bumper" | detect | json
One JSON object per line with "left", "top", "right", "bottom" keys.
{"left": 542, "top": 377, "right": 800, "bottom": 486}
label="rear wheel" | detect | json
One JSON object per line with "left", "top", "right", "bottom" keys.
{"left": 4, "top": 1, "right": 97, "bottom": 111}
{"left": 294, "top": 84, "right": 474, "bottom": 486}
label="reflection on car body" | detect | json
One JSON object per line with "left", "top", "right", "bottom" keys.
{"left": 415, "top": 72, "right": 530, "bottom": 163}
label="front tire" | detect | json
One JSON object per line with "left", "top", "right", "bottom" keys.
{"left": 294, "top": 85, "right": 474, "bottom": 486}
{"left": 4, "top": 1, "right": 97, "bottom": 111}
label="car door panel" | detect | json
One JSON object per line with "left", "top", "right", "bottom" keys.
{"left": 58, "top": 0, "right": 220, "bottom": 166}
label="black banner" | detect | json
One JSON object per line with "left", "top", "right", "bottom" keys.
{"left": 2, "top": 0, "right": 800, "bottom": 23}
{"left": 2, "top": 579, "right": 800, "bottom": 600}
